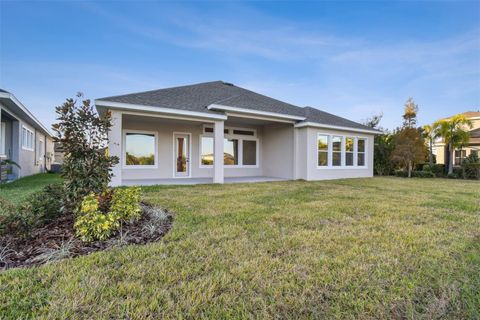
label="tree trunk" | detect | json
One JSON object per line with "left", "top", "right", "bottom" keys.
{"left": 448, "top": 142, "right": 454, "bottom": 174}
{"left": 429, "top": 140, "right": 433, "bottom": 167}
{"left": 408, "top": 160, "right": 412, "bottom": 178}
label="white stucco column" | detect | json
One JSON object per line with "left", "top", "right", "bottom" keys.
{"left": 213, "top": 120, "right": 224, "bottom": 184}
{"left": 108, "top": 110, "right": 122, "bottom": 187}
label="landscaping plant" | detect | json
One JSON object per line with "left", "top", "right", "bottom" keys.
{"left": 52, "top": 93, "right": 119, "bottom": 212}
{"left": 74, "top": 187, "right": 141, "bottom": 242}
{"left": 0, "top": 184, "right": 63, "bottom": 238}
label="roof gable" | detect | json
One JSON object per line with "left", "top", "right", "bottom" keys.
{"left": 98, "top": 81, "right": 377, "bottom": 132}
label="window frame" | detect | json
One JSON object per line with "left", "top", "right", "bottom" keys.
{"left": 317, "top": 133, "right": 368, "bottom": 169}
{"left": 199, "top": 126, "right": 259, "bottom": 169}
{"left": 0, "top": 122, "right": 6, "bottom": 156}
{"left": 357, "top": 138, "right": 367, "bottom": 167}
{"left": 122, "top": 129, "right": 158, "bottom": 169}
{"left": 22, "top": 126, "right": 34, "bottom": 151}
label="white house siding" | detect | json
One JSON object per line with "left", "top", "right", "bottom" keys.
{"left": 301, "top": 127, "right": 374, "bottom": 180}
{"left": 294, "top": 127, "right": 309, "bottom": 180}
{"left": 262, "top": 123, "right": 295, "bottom": 179}
{"left": 121, "top": 115, "right": 265, "bottom": 182}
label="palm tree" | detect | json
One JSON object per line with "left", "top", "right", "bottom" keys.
{"left": 422, "top": 124, "right": 438, "bottom": 167}
{"left": 434, "top": 114, "right": 473, "bottom": 174}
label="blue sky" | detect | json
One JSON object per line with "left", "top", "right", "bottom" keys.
{"left": 1, "top": 1, "right": 479, "bottom": 130}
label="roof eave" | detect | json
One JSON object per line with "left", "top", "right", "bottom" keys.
{"left": 95, "top": 100, "right": 228, "bottom": 121}
{"left": 207, "top": 103, "right": 306, "bottom": 121}
{"left": 294, "top": 121, "right": 381, "bottom": 135}
{"left": 0, "top": 92, "right": 53, "bottom": 137}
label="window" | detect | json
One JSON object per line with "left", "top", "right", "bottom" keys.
{"left": 454, "top": 150, "right": 466, "bottom": 165}
{"left": 204, "top": 127, "right": 229, "bottom": 134}
{"left": 233, "top": 129, "right": 255, "bottom": 136}
{"left": 224, "top": 138, "right": 238, "bottom": 165}
{"left": 22, "top": 126, "right": 34, "bottom": 150}
{"left": 124, "top": 132, "right": 156, "bottom": 166}
{"left": 317, "top": 133, "right": 368, "bottom": 169}
{"left": 242, "top": 140, "right": 257, "bottom": 165}
{"left": 200, "top": 136, "right": 214, "bottom": 165}
{"left": 346, "top": 137, "right": 354, "bottom": 166}
{"left": 317, "top": 135, "right": 329, "bottom": 166}
{"left": 0, "top": 122, "right": 5, "bottom": 155}
{"left": 200, "top": 126, "right": 258, "bottom": 167}
{"left": 357, "top": 139, "right": 366, "bottom": 166}
{"left": 332, "top": 136, "right": 342, "bottom": 166}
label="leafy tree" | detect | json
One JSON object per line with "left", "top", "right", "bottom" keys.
{"left": 363, "top": 114, "right": 395, "bottom": 175}
{"left": 422, "top": 124, "right": 439, "bottom": 167}
{"left": 403, "top": 98, "right": 418, "bottom": 128}
{"left": 391, "top": 128, "right": 426, "bottom": 177}
{"left": 434, "top": 114, "right": 473, "bottom": 174}
{"left": 52, "top": 93, "right": 119, "bottom": 212}
{"left": 391, "top": 99, "right": 426, "bottom": 177}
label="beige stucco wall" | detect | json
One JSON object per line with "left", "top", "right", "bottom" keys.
{"left": 262, "top": 124, "right": 295, "bottom": 179}
{"left": 298, "top": 127, "right": 374, "bottom": 181}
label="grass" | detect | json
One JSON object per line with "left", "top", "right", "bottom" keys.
{"left": 1, "top": 177, "right": 479, "bottom": 319}
{"left": 0, "top": 173, "right": 61, "bottom": 205}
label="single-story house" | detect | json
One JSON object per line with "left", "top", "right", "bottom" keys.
{"left": 433, "top": 111, "right": 480, "bottom": 165}
{"left": 95, "top": 81, "right": 380, "bottom": 186}
{"left": 0, "top": 89, "right": 54, "bottom": 181}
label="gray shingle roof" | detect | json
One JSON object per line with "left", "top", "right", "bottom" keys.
{"left": 98, "top": 81, "right": 377, "bottom": 132}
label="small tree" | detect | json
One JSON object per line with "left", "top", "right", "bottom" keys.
{"left": 434, "top": 114, "right": 472, "bottom": 174}
{"left": 391, "top": 128, "right": 426, "bottom": 177}
{"left": 52, "top": 93, "right": 119, "bottom": 212}
{"left": 391, "top": 99, "right": 426, "bottom": 177}
{"left": 403, "top": 98, "right": 418, "bottom": 128}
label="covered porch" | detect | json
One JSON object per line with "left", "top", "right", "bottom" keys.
{"left": 106, "top": 107, "right": 299, "bottom": 186}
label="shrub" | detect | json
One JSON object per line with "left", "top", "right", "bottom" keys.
{"left": 431, "top": 164, "right": 446, "bottom": 177}
{"left": 395, "top": 170, "right": 435, "bottom": 178}
{"left": 412, "top": 171, "right": 435, "bottom": 178}
{"left": 461, "top": 153, "right": 480, "bottom": 180}
{"left": 0, "top": 184, "right": 63, "bottom": 238}
{"left": 52, "top": 94, "right": 119, "bottom": 212}
{"left": 109, "top": 187, "right": 141, "bottom": 222}
{"left": 394, "top": 170, "right": 408, "bottom": 177}
{"left": 453, "top": 167, "right": 463, "bottom": 178}
{"left": 447, "top": 173, "right": 459, "bottom": 179}
{"left": 74, "top": 187, "right": 141, "bottom": 242}
{"left": 74, "top": 193, "right": 119, "bottom": 242}
{"left": 422, "top": 164, "right": 432, "bottom": 172}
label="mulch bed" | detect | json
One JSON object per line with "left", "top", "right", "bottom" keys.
{"left": 0, "top": 203, "right": 173, "bottom": 271}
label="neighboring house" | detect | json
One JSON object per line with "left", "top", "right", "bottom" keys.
{"left": 95, "top": 81, "right": 380, "bottom": 186}
{"left": 433, "top": 111, "right": 480, "bottom": 166}
{"left": 0, "top": 89, "right": 54, "bottom": 181}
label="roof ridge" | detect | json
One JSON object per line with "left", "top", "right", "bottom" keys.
{"left": 98, "top": 80, "right": 224, "bottom": 101}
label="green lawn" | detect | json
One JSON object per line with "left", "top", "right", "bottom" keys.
{"left": 0, "top": 173, "right": 61, "bottom": 205}
{"left": 1, "top": 177, "right": 479, "bottom": 319}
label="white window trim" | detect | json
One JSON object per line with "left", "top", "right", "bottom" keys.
{"left": 199, "top": 126, "right": 260, "bottom": 169}
{"left": 122, "top": 129, "right": 158, "bottom": 169}
{"left": 0, "top": 122, "right": 6, "bottom": 157}
{"left": 22, "top": 126, "right": 34, "bottom": 151}
{"left": 172, "top": 132, "right": 192, "bottom": 179}
{"left": 316, "top": 133, "right": 368, "bottom": 169}
{"left": 202, "top": 124, "right": 257, "bottom": 137}
{"left": 38, "top": 137, "right": 44, "bottom": 161}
